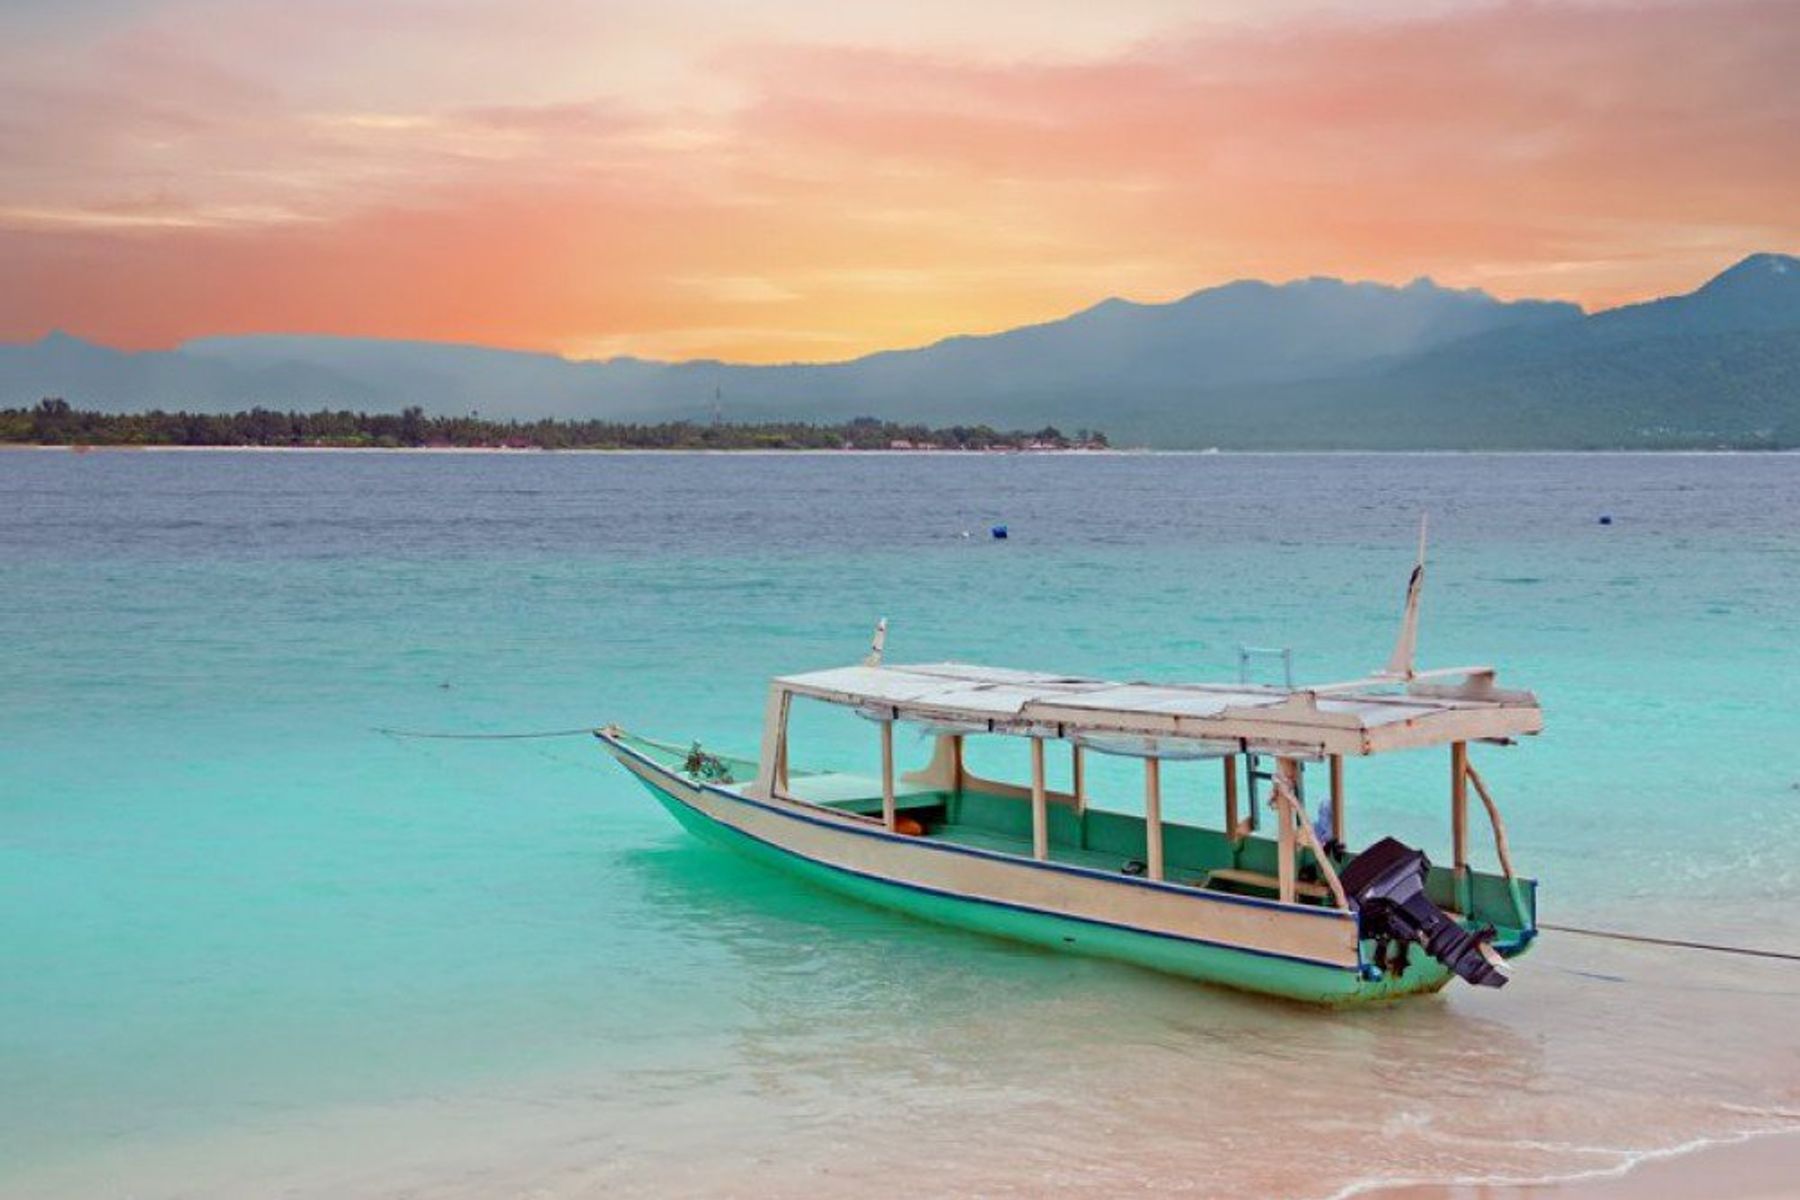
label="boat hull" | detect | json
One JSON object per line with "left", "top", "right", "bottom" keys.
{"left": 602, "top": 735, "right": 1468, "bottom": 1005}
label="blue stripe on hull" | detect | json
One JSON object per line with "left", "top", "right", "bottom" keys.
{"left": 623, "top": 772, "right": 1386, "bottom": 1005}
{"left": 605, "top": 734, "right": 1354, "bottom": 923}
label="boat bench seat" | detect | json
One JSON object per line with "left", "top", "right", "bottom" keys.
{"left": 784, "top": 771, "right": 946, "bottom": 809}
{"left": 1201, "top": 868, "right": 1331, "bottom": 901}
{"left": 822, "top": 793, "right": 949, "bottom": 817}
{"left": 926, "top": 825, "right": 1144, "bottom": 873}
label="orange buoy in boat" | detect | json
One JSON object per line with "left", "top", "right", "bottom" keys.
{"left": 893, "top": 816, "right": 925, "bottom": 836}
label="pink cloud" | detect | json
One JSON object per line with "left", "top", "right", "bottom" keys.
{"left": 1, "top": 0, "right": 1796, "bottom": 360}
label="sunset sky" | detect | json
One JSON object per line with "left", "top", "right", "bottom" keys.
{"left": 2, "top": 0, "right": 1795, "bottom": 363}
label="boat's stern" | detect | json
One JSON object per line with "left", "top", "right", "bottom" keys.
{"left": 1341, "top": 837, "right": 1537, "bottom": 996}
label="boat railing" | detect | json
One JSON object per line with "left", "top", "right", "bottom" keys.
{"left": 1237, "top": 643, "right": 1294, "bottom": 689}
{"left": 1463, "top": 757, "right": 1532, "bottom": 928}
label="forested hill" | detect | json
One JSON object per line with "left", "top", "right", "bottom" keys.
{"left": 3, "top": 252, "right": 1798, "bottom": 449}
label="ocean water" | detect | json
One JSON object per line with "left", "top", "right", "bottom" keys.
{"left": 2, "top": 449, "right": 1797, "bottom": 1198}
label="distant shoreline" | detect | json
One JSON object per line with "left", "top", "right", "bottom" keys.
{"left": 1, "top": 403, "right": 1109, "bottom": 454}
{"left": 4, "top": 443, "right": 1796, "bottom": 456}
{"left": 0, "top": 442, "right": 1125, "bottom": 456}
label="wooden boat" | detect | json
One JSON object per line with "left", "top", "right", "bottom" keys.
{"left": 596, "top": 538, "right": 1542, "bottom": 1006}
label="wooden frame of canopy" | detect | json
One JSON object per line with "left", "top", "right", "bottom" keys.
{"left": 757, "top": 660, "right": 1539, "bottom": 911}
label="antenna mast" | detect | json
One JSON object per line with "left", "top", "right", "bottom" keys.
{"left": 1381, "top": 514, "right": 1428, "bottom": 681}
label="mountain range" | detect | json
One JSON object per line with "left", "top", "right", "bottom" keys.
{"left": 4, "top": 252, "right": 1798, "bottom": 448}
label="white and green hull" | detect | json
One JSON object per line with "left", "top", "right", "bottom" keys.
{"left": 599, "top": 732, "right": 1536, "bottom": 1005}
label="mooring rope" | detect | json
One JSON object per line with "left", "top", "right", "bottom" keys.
{"left": 1540, "top": 922, "right": 1800, "bottom": 963}
{"left": 374, "top": 726, "right": 598, "bottom": 740}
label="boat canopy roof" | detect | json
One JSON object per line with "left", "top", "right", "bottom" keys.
{"left": 774, "top": 661, "right": 1541, "bottom": 757}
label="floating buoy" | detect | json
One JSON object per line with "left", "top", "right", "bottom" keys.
{"left": 991, "top": 524, "right": 1009, "bottom": 540}
{"left": 1598, "top": 515, "right": 1613, "bottom": 526}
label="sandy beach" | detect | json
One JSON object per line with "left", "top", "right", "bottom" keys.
{"left": 1369, "top": 1128, "right": 1800, "bottom": 1199}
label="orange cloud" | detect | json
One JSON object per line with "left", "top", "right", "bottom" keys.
{"left": 0, "top": 0, "right": 1795, "bottom": 362}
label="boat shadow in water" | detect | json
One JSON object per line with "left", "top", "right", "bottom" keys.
{"left": 610, "top": 837, "right": 1547, "bottom": 1097}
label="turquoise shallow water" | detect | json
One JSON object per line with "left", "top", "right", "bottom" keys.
{"left": 3, "top": 449, "right": 1798, "bottom": 1197}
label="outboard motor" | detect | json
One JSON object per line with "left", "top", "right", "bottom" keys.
{"left": 1338, "top": 837, "right": 1510, "bottom": 988}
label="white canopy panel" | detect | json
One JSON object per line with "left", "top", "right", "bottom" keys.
{"left": 775, "top": 661, "right": 1541, "bottom": 756}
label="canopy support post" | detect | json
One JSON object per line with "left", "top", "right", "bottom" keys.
{"left": 1271, "top": 769, "right": 1349, "bottom": 910}
{"left": 1030, "top": 737, "right": 1049, "bottom": 861}
{"left": 1451, "top": 741, "right": 1470, "bottom": 913}
{"left": 1072, "top": 744, "right": 1087, "bottom": 815}
{"left": 756, "top": 685, "right": 791, "bottom": 800}
{"left": 1224, "top": 755, "right": 1241, "bottom": 838}
{"left": 950, "top": 734, "right": 964, "bottom": 794}
{"left": 1144, "top": 757, "right": 1164, "bottom": 882}
{"left": 1275, "top": 757, "right": 1299, "bottom": 904}
{"left": 880, "top": 718, "right": 896, "bottom": 831}
{"left": 1224, "top": 755, "right": 1242, "bottom": 869}
{"left": 1329, "top": 753, "right": 1345, "bottom": 846}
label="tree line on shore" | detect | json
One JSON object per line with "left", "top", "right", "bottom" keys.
{"left": 3, "top": 400, "right": 1108, "bottom": 451}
